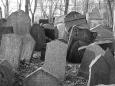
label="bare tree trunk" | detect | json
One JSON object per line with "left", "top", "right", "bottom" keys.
{"left": 25, "top": 0, "right": 30, "bottom": 15}
{"left": 74, "top": 0, "right": 76, "bottom": 11}
{"left": 83, "top": 0, "right": 89, "bottom": 15}
{"left": 113, "top": 0, "right": 115, "bottom": 39}
{"left": 49, "top": 0, "right": 53, "bottom": 23}
{"left": 5, "top": 0, "right": 9, "bottom": 18}
{"left": 31, "top": 0, "right": 37, "bottom": 24}
{"left": 17, "top": 0, "right": 22, "bottom": 10}
{"left": 113, "top": 0, "right": 115, "bottom": 57}
{"left": 107, "top": 0, "right": 113, "bottom": 28}
{"left": 64, "top": 0, "right": 69, "bottom": 15}
{"left": 40, "top": 0, "right": 48, "bottom": 18}
{"left": 0, "top": 7, "right": 2, "bottom": 18}
{"left": 19, "top": 0, "right": 22, "bottom": 10}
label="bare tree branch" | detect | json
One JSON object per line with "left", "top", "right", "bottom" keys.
{"left": 52, "top": 0, "right": 60, "bottom": 16}
{"left": 30, "top": 0, "right": 34, "bottom": 7}
{"left": 64, "top": 0, "right": 69, "bottom": 15}
{"left": 1, "top": 0, "right": 6, "bottom": 7}
{"left": 33, "top": 0, "right": 37, "bottom": 14}
{"left": 40, "top": 0, "right": 48, "bottom": 18}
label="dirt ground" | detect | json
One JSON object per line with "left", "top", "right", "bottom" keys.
{"left": 17, "top": 53, "right": 88, "bottom": 86}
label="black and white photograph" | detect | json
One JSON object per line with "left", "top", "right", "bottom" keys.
{"left": 0, "top": 0, "right": 114, "bottom": 86}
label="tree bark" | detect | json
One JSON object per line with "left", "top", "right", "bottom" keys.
{"left": 5, "top": 0, "right": 9, "bottom": 18}
{"left": 113, "top": 0, "right": 115, "bottom": 39}
{"left": 17, "top": 0, "right": 22, "bottom": 10}
{"left": 113, "top": 0, "right": 115, "bottom": 57}
{"left": 0, "top": 7, "right": 2, "bottom": 18}
{"left": 74, "top": 0, "right": 76, "bottom": 11}
{"left": 25, "top": 0, "right": 30, "bottom": 15}
{"left": 31, "top": 0, "right": 37, "bottom": 24}
{"left": 83, "top": 0, "right": 89, "bottom": 15}
{"left": 64, "top": 0, "right": 69, "bottom": 15}
{"left": 107, "top": 0, "right": 113, "bottom": 28}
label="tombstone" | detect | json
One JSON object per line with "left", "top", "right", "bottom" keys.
{"left": 0, "top": 26, "right": 14, "bottom": 44}
{"left": 64, "top": 11, "right": 89, "bottom": 31}
{"left": 78, "top": 43, "right": 105, "bottom": 79}
{"left": 6, "top": 10, "right": 31, "bottom": 36}
{"left": 54, "top": 15, "right": 65, "bottom": 26}
{"left": 87, "top": 48, "right": 115, "bottom": 86}
{"left": 54, "top": 15, "right": 68, "bottom": 42}
{"left": 56, "top": 22, "right": 68, "bottom": 42}
{"left": 88, "top": 55, "right": 110, "bottom": 86}
{"left": 0, "top": 60, "right": 15, "bottom": 86}
{"left": 90, "top": 25, "right": 113, "bottom": 41}
{"left": 24, "top": 68, "right": 62, "bottom": 86}
{"left": 1, "top": 34, "right": 22, "bottom": 68}
{"left": 42, "top": 40, "right": 68, "bottom": 81}
{"left": 20, "top": 34, "right": 35, "bottom": 62}
{"left": 43, "top": 24, "right": 57, "bottom": 40}
{"left": 39, "top": 19, "right": 49, "bottom": 24}
{"left": 88, "top": 7, "right": 103, "bottom": 28}
{"left": 0, "top": 18, "right": 7, "bottom": 26}
{"left": 103, "top": 49, "right": 115, "bottom": 84}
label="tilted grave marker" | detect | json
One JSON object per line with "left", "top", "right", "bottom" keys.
{"left": 42, "top": 40, "right": 68, "bottom": 81}
{"left": 20, "top": 34, "right": 35, "bottom": 62}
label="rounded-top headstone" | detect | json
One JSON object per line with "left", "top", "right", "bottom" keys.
{"left": 6, "top": 10, "right": 31, "bottom": 35}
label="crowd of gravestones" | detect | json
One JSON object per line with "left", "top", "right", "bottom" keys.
{"left": 0, "top": 10, "right": 114, "bottom": 86}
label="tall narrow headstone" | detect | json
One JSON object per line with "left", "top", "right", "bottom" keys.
{"left": 42, "top": 40, "right": 67, "bottom": 81}
{"left": 20, "top": 34, "right": 35, "bottom": 61}
{"left": 1, "top": 34, "right": 22, "bottom": 68}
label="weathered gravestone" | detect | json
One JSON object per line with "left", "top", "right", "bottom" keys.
{"left": 23, "top": 68, "right": 62, "bottom": 86}
{"left": 88, "top": 7, "right": 103, "bottom": 28}
{"left": 0, "top": 26, "right": 14, "bottom": 45}
{"left": 103, "top": 49, "right": 115, "bottom": 84}
{"left": 0, "top": 18, "right": 7, "bottom": 26}
{"left": 0, "top": 60, "right": 15, "bottom": 86}
{"left": 6, "top": 10, "right": 31, "bottom": 36}
{"left": 64, "top": 11, "right": 89, "bottom": 32}
{"left": 42, "top": 40, "right": 68, "bottom": 81}
{"left": 1, "top": 34, "right": 22, "bottom": 68}
{"left": 87, "top": 48, "right": 115, "bottom": 86}
{"left": 90, "top": 25, "right": 113, "bottom": 41}
{"left": 56, "top": 22, "right": 68, "bottom": 42}
{"left": 20, "top": 34, "right": 35, "bottom": 62}
{"left": 78, "top": 43, "right": 105, "bottom": 79}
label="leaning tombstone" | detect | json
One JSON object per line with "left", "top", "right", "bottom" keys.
{"left": 20, "top": 34, "right": 35, "bottom": 62}
{"left": 78, "top": 43, "right": 105, "bottom": 79}
{"left": 1, "top": 34, "right": 22, "bottom": 69}
{"left": 42, "top": 39, "right": 68, "bottom": 81}
{"left": 87, "top": 54, "right": 110, "bottom": 86}
{"left": 103, "top": 48, "right": 115, "bottom": 84}
{"left": 24, "top": 68, "right": 62, "bottom": 86}
{"left": 90, "top": 25, "right": 113, "bottom": 41}
{"left": 6, "top": 10, "right": 31, "bottom": 36}
{"left": 87, "top": 48, "right": 115, "bottom": 86}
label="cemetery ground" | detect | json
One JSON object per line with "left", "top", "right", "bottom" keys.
{"left": 17, "top": 52, "right": 88, "bottom": 86}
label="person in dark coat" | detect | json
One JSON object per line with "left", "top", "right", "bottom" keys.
{"left": 30, "top": 24, "right": 46, "bottom": 61}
